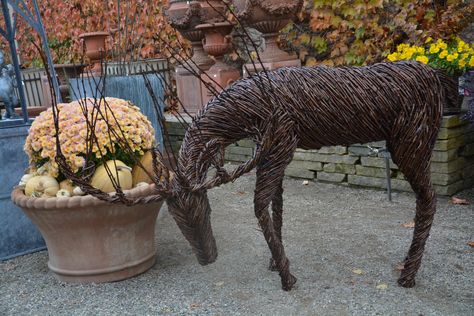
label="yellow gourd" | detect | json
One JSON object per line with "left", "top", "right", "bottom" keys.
{"left": 25, "top": 176, "right": 60, "bottom": 197}
{"left": 90, "top": 160, "right": 133, "bottom": 193}
{"left": 132, "top": 151, "right": 155, "bottom": 186}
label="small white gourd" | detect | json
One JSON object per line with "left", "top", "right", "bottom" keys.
{"left": 73, "top": 186, "right": 85, "bottom": 196}
{"left": 56, "top": 189, "right": 71, "bottom": 197}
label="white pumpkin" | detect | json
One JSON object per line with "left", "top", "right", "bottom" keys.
{"left": 18, "top": 174, "right": 35, "bottom": 188}
{"left": 25, "top": 175, "right": 59, "bottom": 197}
{"left": 56, "top": 189, "right": 71, "bottom": 197}
{"left": 90, "top": 160, "right": 133, "bottom": 193}
{"left": 73, "top": 186, "right": 85, "bottom": 196}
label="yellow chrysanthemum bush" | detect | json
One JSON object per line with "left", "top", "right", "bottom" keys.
{"left": 24, "top": 97, "right": 155, "bottom": 182}
{"left": 387, "top": 38, "right": 474, "bottom": 76}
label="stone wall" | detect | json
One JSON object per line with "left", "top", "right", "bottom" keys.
{"left": 165, "top": 114, "right": 474, "bottom": 196}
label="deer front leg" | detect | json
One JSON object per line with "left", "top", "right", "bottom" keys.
{"left": 255, "top": 170, "right": 296, "bottom": 291}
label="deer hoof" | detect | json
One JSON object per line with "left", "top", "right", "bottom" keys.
{"left": 281, "top": 274, "right": 297, "bottom": 291}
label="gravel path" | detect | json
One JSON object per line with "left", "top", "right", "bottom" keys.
{"left": 1, "top": 172, "right": 473, "bottom": 315}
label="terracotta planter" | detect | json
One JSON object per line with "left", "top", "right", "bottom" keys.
{"left": 11, "top": 184, "right": 163, "bottom": 283}
{"left": 79, "top": 32, "right": 109, "bottom": 75}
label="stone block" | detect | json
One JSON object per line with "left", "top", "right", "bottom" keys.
{"left": 433, "top": 137, "right": 465, "bottom": 151}
{"left": 317, "top": 172, "right": 346, "bottom": 183}
{"left": 318, "top": 146, "right": 347, "bottom": 155}
{"left": 236, "top": 139, "right": 255, "bottom": 148}
{"left": 391, "top": 179, "right": 412, "bottom": 192}
{"left": 430, "top": 171, "right": 463, "bottom": 186}
{"left": 356, "top": 165, "right": 391, "bottom": 178}
{"left": 293, "top": 152, "right": 359, "bottom": 164}
{"left": 285, "top": 167, "right": 315, "bottom": 179}
{"left": 431, "top": 149, "right": 458, "bottom": 162}
{"left": 288, "top": 160, "right": 323, "bottom": 171}
{"left": 348, "top": 175, "right": 384, "bottom": 189}
{"left": 348, "top": 175, "right": 412, "bottom": 192}
{"left": 434, "top": 180, "right": 465, "bottom": 196}
{"left": 365, "top": 141, "right": 386, "bottom": 148}
{"left": 226, "top": 146, "right": 254, "bottom": 156}
{"left": 348, "top": 146, "right": 371, "bottom": 157}
{"left": 224, "top": 152, "right": 250, "bottom": 162}
{"left": 361, "top": 157, "right": 399, "bottom": 170}
{"left": 430, "top": 157, "right": 465, "bottom": 174}
{"left": 323, "top": 163, "right": 356, "bottom": 174}
{"left": 440, "top": 115, "right": 467, "bottom": 128}
{"left": 436, "top": 126, "right": 465, "bottom": 140}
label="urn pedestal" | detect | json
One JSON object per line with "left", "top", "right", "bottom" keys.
{"left": 197, "top": 22, "right": 240, "bottom": 105}
{"left": 165, "top": 0, "right": 228, "bottom": 113}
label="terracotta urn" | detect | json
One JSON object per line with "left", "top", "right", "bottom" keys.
{"left": 11, "top": 184, "right": 163, "bottom": 283}
{"left": 54, "top": 64, "right": 86, "bottom": 102}
{"left": 196, "top": 21, "right": 240, "bottom": 104}
{"left": 232, "top": 0, "right": 303, "bottom": 74}
{"left": 79, "top": 32, "right": 109, "bottom": 76}
{"left": 165, "top": 0, "right": 228, "bottom": 113}
{"left": 165, "top": 0, "right": 227, "bottom": 69}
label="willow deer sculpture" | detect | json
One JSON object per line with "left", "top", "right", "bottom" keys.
{"left": 165, "top": 60, "right": 455, "bottom": 291}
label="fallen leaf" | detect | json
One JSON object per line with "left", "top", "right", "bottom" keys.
{"left": 376, "top": 283, "right": 388, "bottom": 290}
{"left": 402, "top": 220, "right": 415, "bottom": 228}
{"left": 451, "top": 197, "right": 470, "bottom": 205}
{"left": 233, "top": 191, "right": 246, "bottom": 196}
{"left": 352, "top": 268, "right": 364, "bottom": 275}
{"left": 302, "top": 180, "right": 309, "bottom": 185}
{"left": 394, "top": 262, "right": 405, "bottom": 271}
{"left": 215, "top": 281, "right": 225, "bottom": 287}
{"left": 190, "top": 303, "right": 201, "bottom": 309}
{"left": 467, "top": 241, "right": 474, "bottom": 248}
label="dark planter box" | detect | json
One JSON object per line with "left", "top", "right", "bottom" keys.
{"left": 0, "top": 123, "right": 45, "bottom": 261}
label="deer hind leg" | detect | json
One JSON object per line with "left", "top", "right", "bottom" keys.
{"left": 254, "top": 132, "right": 298, "bottom": 290}
{"left": 269, "top": 179, "right": 284, "bottom": 271}
{"left": 388, "top": 124, "right": 439, "bottom": 288}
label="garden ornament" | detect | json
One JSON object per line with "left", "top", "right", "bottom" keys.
{"left": 0, "top": 51, "right": 20, "bottom": 119}
{"left": 57, "top": 61, "right": 455, "bottom": 291}
{"left": 165, "top": 61, "right": 455, "bottom": 291}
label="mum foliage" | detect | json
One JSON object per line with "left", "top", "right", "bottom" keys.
{"left": 280, "top": 0, "right": 474, "bottom": 67}
{"left": 24, "top": 97, "right": 155, "bottom": 179}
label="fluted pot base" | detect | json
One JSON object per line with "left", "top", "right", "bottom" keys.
{"left": 11, "top": 184, "right": 163, "bottom": 283}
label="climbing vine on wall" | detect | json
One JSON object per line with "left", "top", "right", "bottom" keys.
{"left": 3, "top": 0, "right": 183, "bottom": 67}
{"left": 280, "top": 0, "right": 474, "bottom": 66}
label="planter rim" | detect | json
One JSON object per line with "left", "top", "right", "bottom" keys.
{"left": 11, "top": 183, "right": 161, "bottom": 210}
{"left": 79, "top": 31, "right": 110, "bottom": 38}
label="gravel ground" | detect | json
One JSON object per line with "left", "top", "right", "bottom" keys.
{"left": 1, "top": 172, "right": 473, "bottom": 315}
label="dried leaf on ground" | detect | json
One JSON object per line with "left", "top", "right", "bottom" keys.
{"left": 467, "top": 241, "right": 474, "bottom": 248}
{"left": 376, "top": 283, "right": 388, "bottom": 290}
{"left": 190, "top": 303, "right": 201, "bottom": 309}
{"left": 352, "top": 268, "right": 364, "bottom": 275}
{"left": 233, "top": 191, "right": 246, "bottom": 196}
{"left": 451, "top": 197, "right": 470, "bottom": 205}
{"left": 394, "top": 263, "right": 405, "bottom": 271}
{"left": 402, "top": 220, "right": 415, "bottom": 228}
